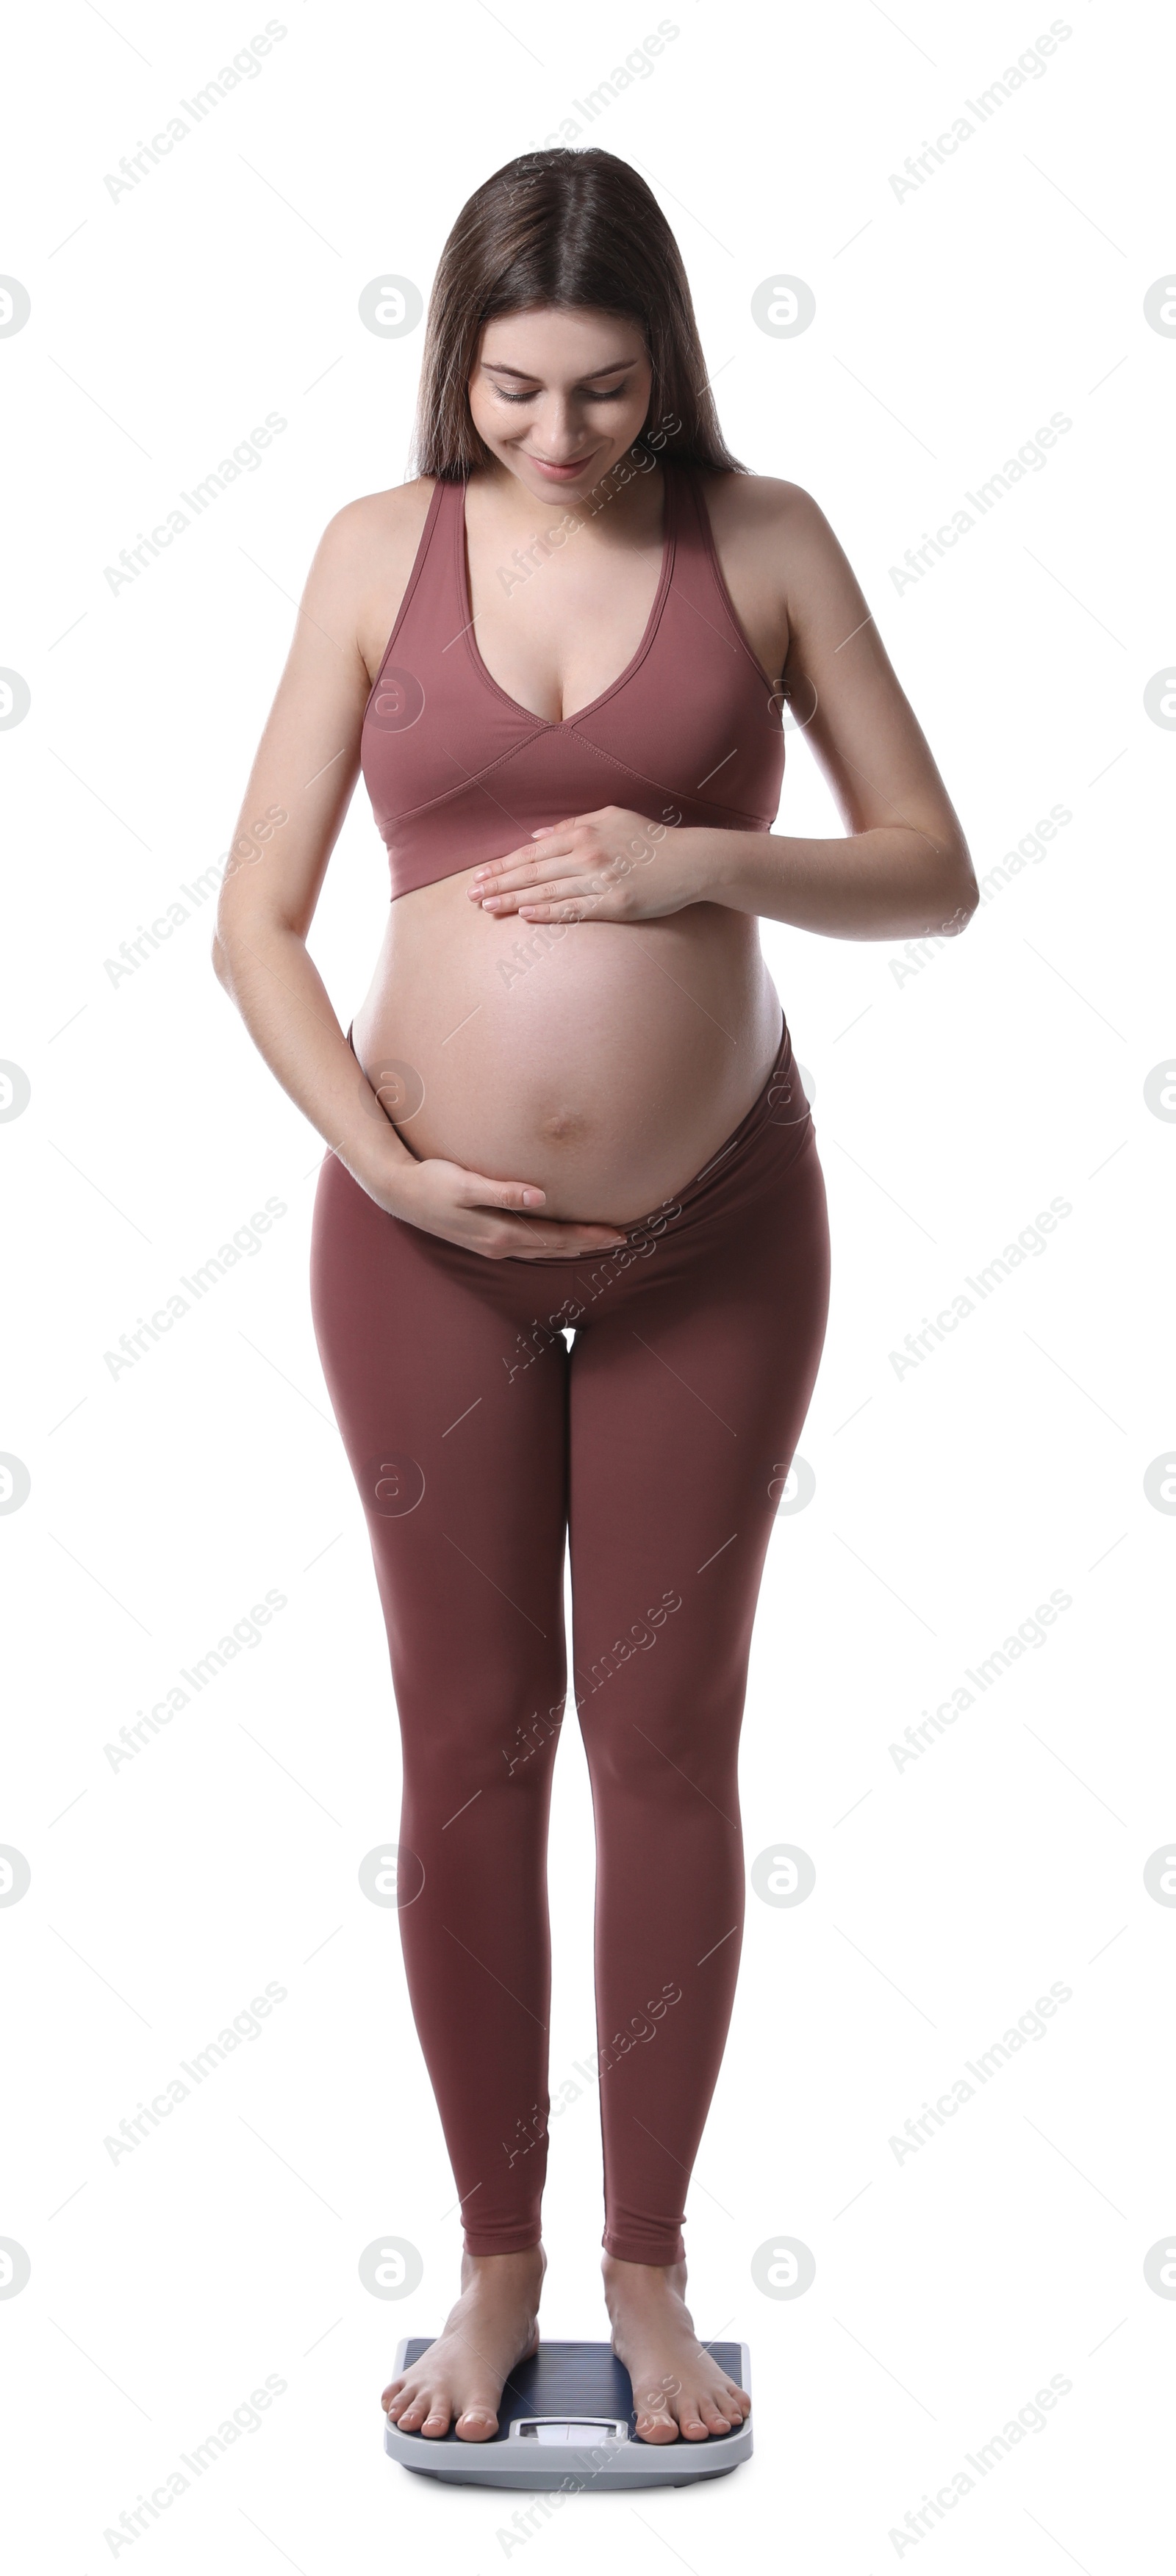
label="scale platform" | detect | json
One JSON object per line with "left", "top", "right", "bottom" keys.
{"left": 384, "top": 2336, "right": 752, "bottom": 2489}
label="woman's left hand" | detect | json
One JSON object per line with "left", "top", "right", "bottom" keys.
{"left": 467, "top": 806, "right": 707, "bottom": 924}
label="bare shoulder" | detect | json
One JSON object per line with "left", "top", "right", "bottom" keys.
{"left": 699, "top": 467, "right": 870, "bottom": 652}
{"left": 690, "top": 470, "right": 847, "bottom": 682}
{"left": 319, "top": 476, "right": 437, "bottom": 561}
{"left": 306, "top": 478, "right": 440, "bottom": 680}
{"left": 698, "top": 469, "right": 839, "bottom": 556}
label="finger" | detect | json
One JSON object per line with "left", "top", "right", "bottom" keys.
{"left": 525, "top": 1220, "right": 628, "bottom": 1248}
{"left": 477, "top": 855, "right": 588, "bottom": 907}
{"left": 465, "top": 848, "right": 532, "bottom": 895}
{"left": 479, "top": 1206, "right": 628, "bottom": 1252}
{"left": 516, "top": 888, "right": 619, "bottom": 921}
{"left": 503, "top": 1223, "right": 628, "bottom": 1259}
{"left": 451, "top": 1170, "right": 548, "bottom": 1210}
{"left": 449, "top": 1176, "right": 625, "bottom": 1251}
{"left": 487, "top": 880, "right": 610, "bottom": 920}
{"left": 505, "top": 1208, "right": 628, "bottom": 1248}
{"left": 473, "top": 849, "right": 581, "bottom": 903}
{"left": 468, "top": 834, "right": 575, "bottom": 891}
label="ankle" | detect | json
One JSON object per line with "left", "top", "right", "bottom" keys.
{"left": 461, "top": 2243, "right": 545, "bottom": 2292}
{"left": 602, "top": 2252, "right": 686, "bottom": 2295}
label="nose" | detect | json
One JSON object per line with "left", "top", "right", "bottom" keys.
{"left": 527, "top": 395, "right": 594, "bottom": 458}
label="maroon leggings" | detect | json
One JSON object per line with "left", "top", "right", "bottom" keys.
{"left": 309, "top": 1014, "right": 830, "bottom": 2265}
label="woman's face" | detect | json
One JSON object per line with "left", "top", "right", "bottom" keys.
{"left": 468, "top": 305, "right": 653, "bottom": 503}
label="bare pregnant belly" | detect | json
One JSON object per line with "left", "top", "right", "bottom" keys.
{"left": 351, "top": 863, "right": 784, "bottom": 1226}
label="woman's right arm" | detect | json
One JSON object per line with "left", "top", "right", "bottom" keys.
{"left": 210, "top": 497, "right": 626, "bottom": 1262}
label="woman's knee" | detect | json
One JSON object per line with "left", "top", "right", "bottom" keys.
{"left": 581, "top": 1696, "right": 742, "bottom": 1799}
{"left": 396, "top": 1681, "right": 567, "bottom": 1788}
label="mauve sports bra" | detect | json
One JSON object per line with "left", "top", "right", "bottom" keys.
{"left": 359, "top": 457, "right": 786, "bottom": 902}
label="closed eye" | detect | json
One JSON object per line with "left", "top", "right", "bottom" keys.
{"left": 492, "top": 385, "right": 630, "bottom": 405}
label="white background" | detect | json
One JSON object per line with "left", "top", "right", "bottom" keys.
{"left": 3, "top": 1, "right": 1174, "bottom": 2568}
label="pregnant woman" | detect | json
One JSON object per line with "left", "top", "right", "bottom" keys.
{"left": 212, "top": 148, "right": 977, "bottom": 2447}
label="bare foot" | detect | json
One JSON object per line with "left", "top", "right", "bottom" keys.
{"left": 601, "top": 2253, "right": 751, "bottom": 2444}
{"left": 382, "top": 2245, "right": 546, "bottom": 2442}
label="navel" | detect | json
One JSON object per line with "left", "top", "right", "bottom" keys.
{"left": 539, "top": 1107, "right": 587, "bottom": 1144}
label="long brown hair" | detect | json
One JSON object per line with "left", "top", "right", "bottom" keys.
{"left": 412, "top": 148, "right": 746, "bottom": 481}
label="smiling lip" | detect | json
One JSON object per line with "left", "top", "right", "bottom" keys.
{"left": 524, "top": 452, "right": 598, "bottom": 480}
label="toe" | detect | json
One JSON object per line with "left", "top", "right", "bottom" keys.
{"left": 700, "top": 2398, "right": 734, "bottom": 2432}
{"left": 456, "top": 2408, "right": 498, "bottom": 2442}
{"left": 635, "top": 2411, "right": 678, "bottom": 2444}
{"left": 678, "top": 2408, "right": 711, "bottom": 2439}
{"left": 420, "top": 2403, "right": 452, "bottom": 2438}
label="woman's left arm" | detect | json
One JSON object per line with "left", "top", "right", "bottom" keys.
{"left": 470, "top": 482, "right": 980, "bottom": 943}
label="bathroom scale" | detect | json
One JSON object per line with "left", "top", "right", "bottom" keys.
{"left": 384, "top": 2336, "right": 752, "bottom": 2489}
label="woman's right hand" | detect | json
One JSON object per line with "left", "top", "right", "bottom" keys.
{"left": 372, "top": 1152, "right": 630, "bottom": 1262}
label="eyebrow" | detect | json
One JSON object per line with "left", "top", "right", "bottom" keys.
{"left": 481, "top": 357, "right": 640, "bottom": 381}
